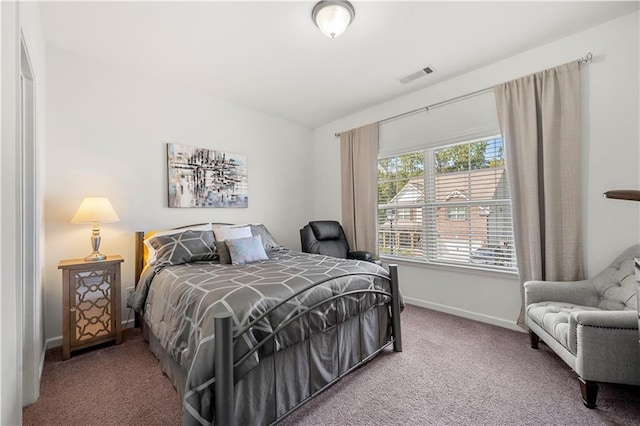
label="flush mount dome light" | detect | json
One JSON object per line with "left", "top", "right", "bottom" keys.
{"left": 312, "top": 1, "right": 355, "bottom": 38}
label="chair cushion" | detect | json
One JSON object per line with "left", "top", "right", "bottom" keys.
{"left": 315, "top": 239, "right": 350, "bottom": 259}
{"left": 309, "top": 221, "right": 342, "bottom": 240}
{"left": 348, "top": 251, "right": 373, "bottom": 262}
{"left": 527, "top": 302, "right": 600, "bottom": 351}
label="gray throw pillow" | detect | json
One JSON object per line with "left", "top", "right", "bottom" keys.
{"left": 249, "top": 224, "right": 281, "bottom": 249}
{"left": 215, "top": 241, "right": 232, "bottom": 264}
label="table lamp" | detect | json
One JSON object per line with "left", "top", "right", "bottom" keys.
{"left": 71, "top": 197, "right": 120, "bottom": 261}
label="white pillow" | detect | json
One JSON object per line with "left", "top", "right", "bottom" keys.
{"left": 213, "top": 225, "right": 252, "bottom": 241}
{"left": 145, "top": 223, "right": 213, "bottom": 264}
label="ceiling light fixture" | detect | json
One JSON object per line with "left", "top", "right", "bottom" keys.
{"left": 312, "top": 1, "right": 355, "bottom": 39}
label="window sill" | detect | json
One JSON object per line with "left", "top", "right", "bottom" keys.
{"left": 379, "top": 255, "right": 520, "bottom": 280}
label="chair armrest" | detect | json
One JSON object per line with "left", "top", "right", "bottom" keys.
{"left": 524, "top": 279, "right": 598, "bottom": 307}
{"left": 571, "top": 309, "right": 638, "bottom": 329}
{"left": 568, "top": 309, "right": 638, "bottom": 355}
{"left": 348, "top": 251, "right": 373, "bottom": 262}
{"left": 568, "top": 310, "right": 640, "bottom": 382}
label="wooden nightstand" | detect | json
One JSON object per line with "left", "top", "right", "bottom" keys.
{"left": 58, "top": 255, "right": 124, "bottom": 360}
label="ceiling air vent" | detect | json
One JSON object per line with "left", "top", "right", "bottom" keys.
{"left": 399, "top": 66, "right": 435, "bottom": 84}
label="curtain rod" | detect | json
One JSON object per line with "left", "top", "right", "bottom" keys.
{"left": 335, "top": 52, "right": 593, "bottom": 137}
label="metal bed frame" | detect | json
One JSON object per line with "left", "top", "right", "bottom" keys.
{"left": 134, "top": 230, "right": 402, "bottom": 425}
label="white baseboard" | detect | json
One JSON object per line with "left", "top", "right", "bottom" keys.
{"left": 121, "top": 317, "right": 136, "bottom": 329}
{"left": 45, "top": 317, "right": 138, "bottom": 350}
{"left": 45, "top": 335, "right": 61, "bottom": 350}
{"left": 39, "top": 341, "right": 47, "bottom": 381}
{"left": 404, "top": 296, "right": 525, "bottom": 333}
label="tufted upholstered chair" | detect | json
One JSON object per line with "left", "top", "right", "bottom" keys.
{"left": 524, "top": 244, "right": 640, "bottom": 408}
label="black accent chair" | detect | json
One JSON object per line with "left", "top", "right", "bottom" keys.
{"left": 300, "top": 220, "right": 376, "bottom": 263}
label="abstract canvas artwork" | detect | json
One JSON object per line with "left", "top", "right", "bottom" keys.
{"left": 167, "top": 143, "right": 248, "bottom": 208}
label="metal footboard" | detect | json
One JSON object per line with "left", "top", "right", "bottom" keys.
{"left": 214, "top": 264, "right": 401, "bottom": 425}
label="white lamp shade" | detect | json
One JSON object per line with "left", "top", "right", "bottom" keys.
{"left": 70, "top": 197, "right": 120, "bottom": 224}
{"left": 313, "top": 1, "right": 355, "bottom": 38}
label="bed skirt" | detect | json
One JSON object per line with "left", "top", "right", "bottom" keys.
{"left": 145, "top": 303, "right": 391, "bottom": 425}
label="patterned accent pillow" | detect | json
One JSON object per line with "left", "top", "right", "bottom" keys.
{"left": 149, "top": 230, "right": 216, "bottom": 268}
{"left": 144, "top": 223, "right": 212, "bottom": 264}
{"left": 225, "top": 235, "right": 268, "bottom": 265}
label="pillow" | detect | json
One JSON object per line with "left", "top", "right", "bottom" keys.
{"left": 213, "top": 225, "right": 252, "bottom": 242}
{"left": 249, "top": 224, "right": 281, "bottom": 249}
{"left": 213, "top": 225, "right": 279, "bottom": 263}
{"left": 145, "top": 223, "right": 212, "bottom": 264}
{"left": 148, "top": 229, "right": 216, "bottom": 268}
{"left": 215, "top": 241, "right": 232, "bottom": 264}
{"left": 225, "top": 235, "right": 268, "bottom": 265}
{"left": 213, "top": 226, "right": 252, "bottom": 264}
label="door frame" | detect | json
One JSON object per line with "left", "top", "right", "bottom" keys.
{"left": 20, "top": 30, "right": 40, "bottom": 406}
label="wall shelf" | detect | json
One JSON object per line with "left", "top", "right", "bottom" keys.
{"left": 603, "top": 190, "right": 640, "bottom": 202}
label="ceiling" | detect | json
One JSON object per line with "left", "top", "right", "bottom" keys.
{"left": 40, "top": 1, "right": 639, "bottom": 128}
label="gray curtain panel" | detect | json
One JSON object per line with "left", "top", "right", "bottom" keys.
{"left": 340, "top": 123, "right": 379, "bottom": 258}
{"left": 494, "top": 61, "right": 584, "bottom": 325}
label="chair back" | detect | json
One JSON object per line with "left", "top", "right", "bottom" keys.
{"left": 300, "top": 220, "right": 350, "bottom": 259}
{"left": 591, "top": 244, "right": 640, "bottom": 310}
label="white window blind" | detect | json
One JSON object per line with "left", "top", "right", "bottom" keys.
{"left": 425, "top": 137, "right": 516, "bottom": 269}
{"left": 376, "top": 90, "right": 516, "bottom": 272}
{"left": 378, "top": 91, "right": 500, "bottom": 156}
{"left": 378, "top": 137, "right": 517, "bottom": 272}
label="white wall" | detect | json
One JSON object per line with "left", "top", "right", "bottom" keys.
{"left": 44, "top": 47, "right": 314, "bottom": 344}
{"left": 312, "top": 11, "right": 640, "bottom": 329}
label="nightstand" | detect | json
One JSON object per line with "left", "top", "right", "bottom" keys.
{"left": 58, "top": 255, "right": 124, "bottom": 360}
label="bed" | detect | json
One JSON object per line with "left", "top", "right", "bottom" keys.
{"left": 130, "top": 223, "right": 403, "bottom": 425}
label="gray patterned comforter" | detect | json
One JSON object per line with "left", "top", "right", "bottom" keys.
{"left": 131, "top": 248, "right": 398, "bottom": 425}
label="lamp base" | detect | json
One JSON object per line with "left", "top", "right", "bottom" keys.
{"left": 85, "top": 224, "right": 106, "bottom": 261}
{"left": 84, "top": 252, "right": 107, "bottom": 262}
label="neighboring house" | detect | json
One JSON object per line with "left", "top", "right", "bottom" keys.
{"left": 379, "top": 178, "right": 425, "bottom": 255}
{"left": 380, "top": 169, "right": 513, "bottom": 266}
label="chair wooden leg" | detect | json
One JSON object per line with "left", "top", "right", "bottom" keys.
{"left": 579, "top": 378, "right": 598, "bottom": 408}
{"left": 529, "top": 330, "right": 540, "bottom": 349}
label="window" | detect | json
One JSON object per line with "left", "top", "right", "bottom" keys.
{"left": 377, "top": 136, "right": 517, "bottom": 272}
{"left": 447, "top": 206, "right": 467, "bottom": 220}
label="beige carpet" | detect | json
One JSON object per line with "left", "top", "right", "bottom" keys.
{"left": 23, "top": 328, "right": 181, "bottom": 426}
{"left": 24, "top": 305, "right": 640, "bottom": 425}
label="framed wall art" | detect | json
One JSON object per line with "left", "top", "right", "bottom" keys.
{"left": 167, "top": 143, "right": 248, "bottom": 208}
